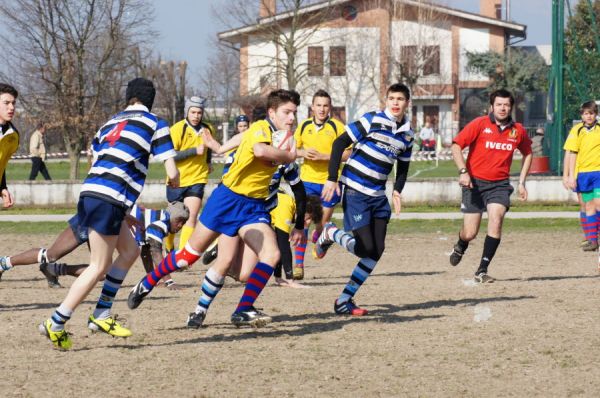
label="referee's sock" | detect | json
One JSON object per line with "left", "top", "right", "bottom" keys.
{"left": 476, "top": 235, "right": 501, "bottom": 275}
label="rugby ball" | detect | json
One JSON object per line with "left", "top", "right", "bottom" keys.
{"left": 271, "top": 130, "right": 294, "bottom": 151}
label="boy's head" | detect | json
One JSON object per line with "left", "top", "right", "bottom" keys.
{"left": 126, "top": 78, "right": 156, "bottom": 111}
{"left": 304, "top": 195, "right": 323, "bottom": 225}
{"left": 311, "top": 89, "right": 332, "bottom": 124}
{"left": 185, "top": 96, "right": 206, "bottom": 127}
{"left": 267, "top": 89, "right": 300, "bottom": 131}
{"left": 0, "top": 83, "right": 18, "bottom": 124}
{"left": 386, "top": 83, "right": 410, "bottom": 119}
{"left": 489, "top": 89, "right": 514, "bottom": 123}
{"left": 167, "top": 202, "right": 190, "bottom": 233}
{"left": 580, "top": 101, "right": 598, "bottom": 126}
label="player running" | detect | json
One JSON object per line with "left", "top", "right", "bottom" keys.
{"left": 316, "top": 83, "right": 414, "bottom": 316}
{"left": 128, "top": 89, "right": 303, "bottom": 328}
{"left": 38, "top": 78, "right": 179, "bottom": 349}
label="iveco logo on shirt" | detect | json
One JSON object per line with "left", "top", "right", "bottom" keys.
{"left": 485, "top": 141, "right": 513, "bottom": 151}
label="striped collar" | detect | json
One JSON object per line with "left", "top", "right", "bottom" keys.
{"left": 125, "top": 104, "right": 150, "bottom": 112}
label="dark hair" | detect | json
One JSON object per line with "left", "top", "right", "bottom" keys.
{"left": 580, "top": 100, "right": 598, "bottom": 114}
{"left": 252, "top": 106, "right": 267, "bottom": 121}
{"left": 0, "top": 83, "right": 18, "bottom": 99}
{"left": 306, "top": 195, "right": 323, "bottom": 225}
{"left": 267, "top": 89, "right": 300, "bottom": 111}
{"left": 312, "top": 89, "right": 331, "bottom": 104}
{"left": 489, "top": 89, "right": 514, "bottom": 106}
{"left": 386, "top": 83, "right": 410, "bottom": 100}
{"left": 36, "top": 122, "right": 46, "bottom": 130}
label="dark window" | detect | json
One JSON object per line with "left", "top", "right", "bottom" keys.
{"left": 423, "top": 105, "right": 439, "bottom": 128}
{"left": 423, "top": 46, "right": 440, "bottom": 76}
{"left": 411, "top": 105, "right": 418, "bottom": 128}
{"left": 401, "top": 46, "right": 418, "bottom": 77}
{"left": 331, "top": 106, "right": 346, "bottom": 123}
{"left": 495, "top": 4, "right": 503, "bottom": 19}
{"left": 308, "top": 46, "right": 324, "bottom": 76}
{"left": 330, "top": 46, "right": 346, "bottom": 76}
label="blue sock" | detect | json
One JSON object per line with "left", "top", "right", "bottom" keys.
{"left": 50, "top": 304, "right": 73, "bottom": 331}
{"left": 195, "top": 268, "right": 225, "bottom": 314}
{"left": 338, "top": 258, "right": 377, "bottom": 303}
{"left": 94, "top": 267, "right": 128, "bottom": 319}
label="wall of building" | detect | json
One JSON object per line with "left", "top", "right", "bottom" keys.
{"left": 10, "top": 177, "right": 577, "bottom": 206}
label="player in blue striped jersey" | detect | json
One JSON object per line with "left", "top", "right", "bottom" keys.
{"left": 318, "top": 83, "right": 413, "bottom": 316}
{"left": 39, "top": 78, "right": 180, "bottom": 350}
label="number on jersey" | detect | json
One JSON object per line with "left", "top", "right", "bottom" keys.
{"left": 105, "top": 121, "right": 128, "bottom": 146}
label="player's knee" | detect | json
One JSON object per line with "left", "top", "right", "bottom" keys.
{"left": 260, "top": 247, "right": 280, "bottom": 267}
{"left": 371, "top": 244, "right": 385, "bottom": 261}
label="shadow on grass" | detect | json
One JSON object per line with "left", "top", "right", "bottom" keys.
{"left": 501, "top": 274, "right": 600, "bottom": 282}
{"left": 0, "top": 296, "right": 176, "bottom": 312}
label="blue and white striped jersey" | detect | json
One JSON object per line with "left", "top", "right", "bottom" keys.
{"left": 81, "top": 105, "right": 176, "bottom": 208}
{"left": 341, "top": 110, "right": 413, "bottom": 197}
{"left": 266, "top": 162, "right": 301, "bottom": 210}
{"left": 130, "top": 204, "right": 171, "bottom": 246}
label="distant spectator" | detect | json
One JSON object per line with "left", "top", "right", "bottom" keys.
{"left": 531, "top": 127, "right": 545, "bottom": 157}
{"left": 419, "top": 121, "right": 436, "bottom": 152}
{"left": 29, "top": 123, "right": 52, "bottom": 180}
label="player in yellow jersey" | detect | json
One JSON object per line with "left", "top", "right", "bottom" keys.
{"left": 293, "top": 90, "right": 350, "bottom": 278}
{"left": 128, "top": 90, "right": 304, "bottom": 328}
{"left": 564, "top": 101, "right": 600, "bottom": 254}
{"left": 0, "top": 83, "right": 19, "bottom": 281}
{"left": 0, "top": 83, "right": 19, "bottom": 210}
{"left": 166, "top": 96, "right": 214, "bottom": 250}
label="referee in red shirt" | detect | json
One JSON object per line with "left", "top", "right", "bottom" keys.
{"left": 449, "top": 89, "right": 533, "bottom": 283}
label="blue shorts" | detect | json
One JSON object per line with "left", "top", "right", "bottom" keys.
{"left": 77, "top": 196, "right": 126, "bottom": 236}
{"left": 68, "top": 214, "right": 89, "bottom": 245}
{"left": 303, "top": 181, "right": 341, "bottom": 208}
{"left": 577, "top": 171, "right": 600, "bottom": 193}
{"left": 166, "top": 183, "right": 205, "bottom": 202}
{"left": 200, "top": 184, "right": 271, "bottom": 237}
{"left": 342, "top": 186, "right": 391, "bottom": 231}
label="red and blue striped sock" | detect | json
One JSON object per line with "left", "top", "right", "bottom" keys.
{"left": 142, "top": 243, "right": 201, "bottom": 290}
{"left": 235, "top": 262, "right": 273, "bottom": 312}
{"left": 583, "top": 213, "right": 598, "bottom": 242}
{"left": 580, "top": 211, "right": 586, "bottom": 239}
{"left": 294, "top": 228, "right": 309, "bottom": 268}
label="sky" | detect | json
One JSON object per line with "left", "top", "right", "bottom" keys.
{"left": 156, "top": 0, "right": 554, "bottom": 86}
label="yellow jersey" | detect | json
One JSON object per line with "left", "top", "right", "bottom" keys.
{"left": 294, "top": 117, "right": 345, "bottom": 183}
{"left": 563, "top": 122, "right": 600, "bottom": 173}
{"left": 0, "top": 123, "right": 19, "bottom": 178}
{"left": 270, "top": 192, "right": 295, "bottom": 233}
{"left": 222, "top": 119, "right": 277, "bottom": 198}
{"left": 169, "top": 119, "right": 214, "bottom": 186}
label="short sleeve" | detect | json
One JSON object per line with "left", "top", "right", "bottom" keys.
{"left": 346, "top": 112, "right": 374, "bottom": 143}
{"left": 453, "top": 118, "right": 481, "bottom": 149}
{"left": 151, "top": 118, "right": 176, "bottom": 161}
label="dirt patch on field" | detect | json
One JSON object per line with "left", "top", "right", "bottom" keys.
{"left": 0, "top": 230, "right": 599, "bottom": 397}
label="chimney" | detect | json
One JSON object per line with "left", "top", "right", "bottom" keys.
{"left": 480, "top": 0, "right": 503, "bottom": 19}
{"left": 259, "top": 0, "right": 276, "bottom": 18}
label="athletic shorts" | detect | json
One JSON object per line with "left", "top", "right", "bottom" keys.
{"left": 77, "top": 196, "right": 126, "bottom": 236}
{"left": 166, "top": 183, "right": 205, "bottom": 203}
{"left": 67, "top": 214, "right": 90, "bottom": 245}
{"left": 461, "top": 178, "right": 514, "bottom": 213}
{"left": 303, "top": 181, "right": 341, "bottom": 208}
{"left": 199, "top": 184, "right": 271, "bottom": 237}
{"left": 342, "top": 186, "right": 391, "bottom": 232}
{"left": 577, "top": 171, "right": 600, "bottom": 202}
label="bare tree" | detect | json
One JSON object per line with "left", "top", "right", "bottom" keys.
{"left": 391, "top": 0, "right": 450, "bottom": 96}
{"left": 198, "top": 42, "right": 240, "bottom": 129}
{"left": 0, "top": 0, "right": 155, "bottom": 179}
{"left": 217, "top": 0, "right": 336, "bottom": 92}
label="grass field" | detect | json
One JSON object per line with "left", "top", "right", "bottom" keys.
{"left": 6, "top": 159, "right": 526, "bottom": 181}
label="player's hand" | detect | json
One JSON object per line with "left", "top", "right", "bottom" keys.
{"left": 305, "top": 148, "right": 324, "bottom": 160}
{"left": 202, "top": 130, "right": 220, "bottom": 152}
{"left": 566, "top": 177, "right": 577, "bottom": 191}
{"left": 289, "top": 228, "right": 304, "bottom": 247}
{"left": 392, "top": 190, "right": 402, "bottom": 215}
{"left": 1, "top": 189, "right": 14, "bottom": 208}
{"left": 321, "top": 180, "right": 340, "bottom": 202}
{"left": 196, "top": 144, "right": 205, "bottom": 155}
{"left": 286, "top": 144, "right": 297, "bottom": 163}
{"left": 458, "top": 173, "right": 472, "bottom": 189}
{"left": 518, "top": 182, "right": 528, "bottom": 201}
{"left": 167, "top": 171, "right": 180, "bottom": 188}
{"left": 124, "top": 213, "right": 144, "bottom": 230}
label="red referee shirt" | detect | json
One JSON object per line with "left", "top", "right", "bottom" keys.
{"left": 453, "top": 115, "right": 532, "bottom": 181}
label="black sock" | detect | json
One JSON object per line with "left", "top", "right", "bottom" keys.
{"left": 476, "top": 235, "right": 501, "bottom": 274}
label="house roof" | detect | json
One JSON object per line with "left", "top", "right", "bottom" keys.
{"left": 218, "top": 0, "right": 527, "bottom": 43}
